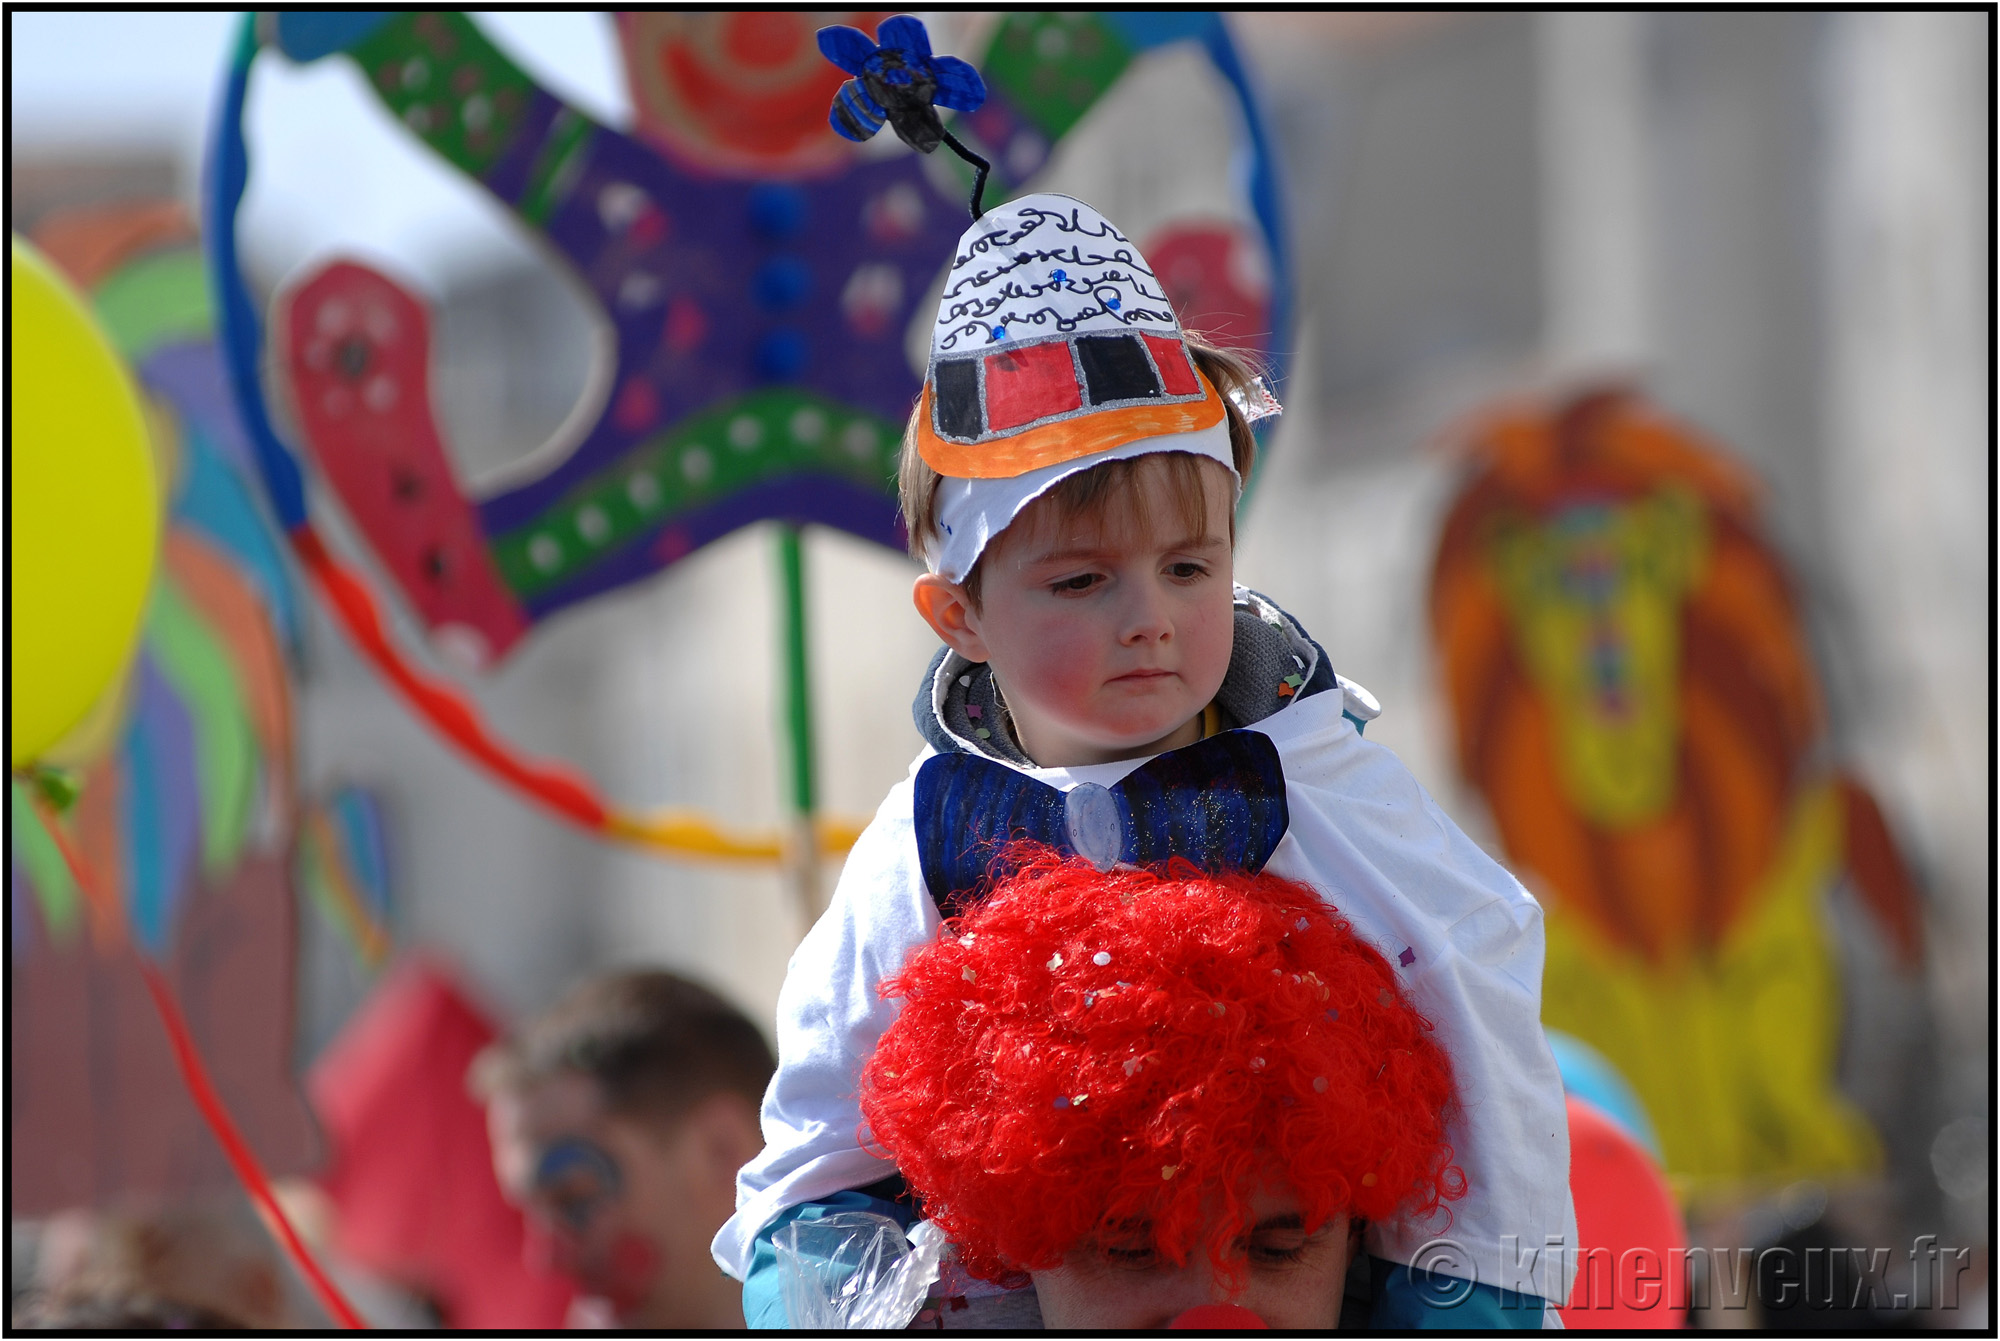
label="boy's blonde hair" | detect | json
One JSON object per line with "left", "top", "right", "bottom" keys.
{"left": 899, "top": 337, "right": 1265, "bottom": 606}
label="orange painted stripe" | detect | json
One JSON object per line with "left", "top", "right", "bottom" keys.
{"left": 914, "top": 372, "right": 1226, "bottom": 479}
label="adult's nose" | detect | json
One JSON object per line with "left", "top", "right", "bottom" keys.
{"left": 1139, "top": 1257, "right": 1248, "bottom": 1326}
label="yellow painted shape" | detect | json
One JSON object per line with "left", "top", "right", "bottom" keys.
{"left": 1541, "top": 778, "right": 1879, "bottom": 1190}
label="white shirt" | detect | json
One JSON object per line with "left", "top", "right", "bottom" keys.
{"left": 713, "top": 679, "right": 1577, "bottom": 1305}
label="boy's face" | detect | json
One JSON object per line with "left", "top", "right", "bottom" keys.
{"left": 915, "top": 456, "right": 1237, "bottom": 768}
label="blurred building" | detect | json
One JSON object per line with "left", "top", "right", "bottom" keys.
{"left": 1233, "top": 10, "right": 1988, "bottom": 1269}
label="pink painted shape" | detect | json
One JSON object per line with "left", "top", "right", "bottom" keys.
{"left": 663, "top": 295, "right": 708, "bottom": 354}
{"left": 1142, "top": 223, "right": 1271, "bottom": 353}
{"left": 279, "top": 261, "right": 529, "bottom": 667}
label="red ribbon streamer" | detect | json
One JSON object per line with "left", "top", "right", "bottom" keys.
{"left": 138, "top": 960, "right": 368, "bottom": 1329}
{"left": 30, "top": 796, "right": 366, "bottom": 1329}
{"left": 289, "top": 525, "right": 606, "bottom": 829}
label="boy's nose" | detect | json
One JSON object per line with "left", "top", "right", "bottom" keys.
{"left": 1117, "top": 583, "right": 1175, "bottom": 645}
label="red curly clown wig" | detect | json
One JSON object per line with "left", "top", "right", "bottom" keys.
{"left": 860, "top": 848, "right": 1464, "bottom": 1284}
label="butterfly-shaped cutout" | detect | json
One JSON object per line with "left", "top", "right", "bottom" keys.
{"left": 913, "top": 729, "right": 1289, "bottom": 917}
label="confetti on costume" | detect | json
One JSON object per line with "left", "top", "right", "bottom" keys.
{"left": 861, "top": 849, "right": 1463, "bottom": 1285}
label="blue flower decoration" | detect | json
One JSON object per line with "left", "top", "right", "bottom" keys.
{"left": 819, "top": 16, "right": 986, "bottom": 155}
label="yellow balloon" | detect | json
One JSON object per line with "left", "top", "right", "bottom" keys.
{"left": 9, "top": 236, "right": 160, "bottom": 769}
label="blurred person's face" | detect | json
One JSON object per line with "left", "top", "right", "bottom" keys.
{"left": 913, "top": 455, "right": 1238, "bottom": 768}
{"left": 486, "top": 1069, "right": 759, "bottom": 1329}
{"left": 1029, "top": 1184, "right": 1353, "bottom": 1330}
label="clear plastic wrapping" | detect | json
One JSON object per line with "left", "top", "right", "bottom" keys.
{"left": 774, "top": 1212, "right": 948, "bottom": 1329}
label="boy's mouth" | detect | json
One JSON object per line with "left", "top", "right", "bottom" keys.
{"left": 1109, "top": 669, "right": 1176, "bottom": 684}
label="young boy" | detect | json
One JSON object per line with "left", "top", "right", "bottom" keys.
{"left": 713, "top": 194, "right": 1575, "bottom": 1325}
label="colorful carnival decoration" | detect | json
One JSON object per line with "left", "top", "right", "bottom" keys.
{"left": 297, "top": 786, "right": 395, "bottom": 972}
{"left": 9, "top": 238, "right": 161, "bottom": 770}
{"left": 206, "top": 11, "right": 1288, "bottom": 870}
{"left": 1428, "top": 387, "right": 1925, "bottom": 1191}
{"left": 10, "top": 205, "right": 363, "bottom": 1328}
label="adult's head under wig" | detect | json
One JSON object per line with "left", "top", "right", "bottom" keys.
{"left": 860, "top": 848, "right": 1463, "bottom": 1283}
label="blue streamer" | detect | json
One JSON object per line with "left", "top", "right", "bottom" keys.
{"left": 124, "top": 659, "right": 204, "bottom": 955}
{"left": 330, "top": 787, "right": 392, "bottom": 922}
{"left": 273, "top": 11, "right": 395, "bottom": 62}
{"left": 121, "top": 728, "right": 168, "bottom": 953}
{"left": 203, "top": 15, "right": 308, "bottom": 531}
{"left": 1099, "top": 13, "right": 1293, "bottom": 408}
{"left": 174, "top": 427, "right": 304, "bottom": 651}
{"left": 1199, "top": 24, "right": 1291, "bottom": 397}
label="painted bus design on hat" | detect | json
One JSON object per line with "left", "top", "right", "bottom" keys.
{"left": 914, "top": 195, "right": 1226, "bottom": 480}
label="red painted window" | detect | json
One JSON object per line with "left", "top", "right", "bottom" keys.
{"left": 1142, "top": 333, "right": 1201, "bottom": 397}
{"left": 984, "top": 341, "right": 1082, "bottom": 432}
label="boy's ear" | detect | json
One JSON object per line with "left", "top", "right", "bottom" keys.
{"left": 913, "top": 574, "right": 991, "bottom": 663}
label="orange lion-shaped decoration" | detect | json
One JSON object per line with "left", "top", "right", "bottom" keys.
{"left": 1428, "top": 387, "right": 1922, "bottom": 1189}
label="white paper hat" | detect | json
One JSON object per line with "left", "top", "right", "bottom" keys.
{"left": 914, "top": 194, "right": 1238, "bottom": 582}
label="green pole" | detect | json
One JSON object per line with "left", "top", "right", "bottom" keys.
{"left": 776, "top": 523, "right": 819, "bottom": 922}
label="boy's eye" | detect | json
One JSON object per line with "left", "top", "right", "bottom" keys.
{"left": 1050, "top": 572, "right": 1102, "bottom": 594}
{"left": 1167, "top": 561, "right": 1209, "bottom": 580}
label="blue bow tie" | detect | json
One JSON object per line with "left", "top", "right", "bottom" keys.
{"left": 913, "top": 730, "right": 1290, "bottom": 917}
